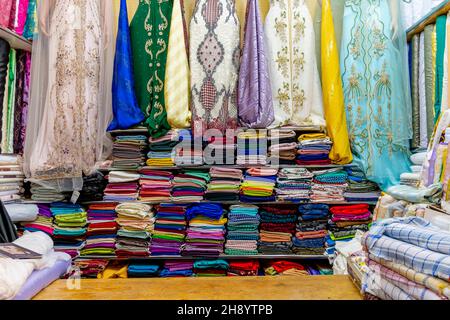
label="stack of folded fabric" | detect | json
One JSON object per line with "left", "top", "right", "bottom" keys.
{"left": 73, "top": 259, "right": 110, "bottom": 278}
{"left": 150, "top": 204, "right": 188, "bottom": 256}
{"left": 0, "top": 154, "right": 24, "bottom": 202}
{"left": 160, "top": 260, "right": 194, "bottom": 277}
{"left": 236, "top": 130, "right": 268, "bottom": 165}
{"left": 362, "top": 217, "right": 450, "bottom": 300}
{"left": 310, "top": 169, "right": 348, "bottom": 203}
{"left": 258, "top": 205, "right": 297, "bottom": 254}
{"left": 78, "top": 172, "right": 108, "bottom": 202}
{"left": 227, "top": 260, "right": 260, "bottom": 276}
{"left": 115, "top": 203, "right": 154, "bottom": 257}
{"left": 203, "top": 135, "right": 236, "bottom": 165}
{"left": 205, "top": 167, "right": 243, "bottom": 201}
{"left": 51, "top": 203, "right": 88, "bottom": 258}
{"left": 296, "top": 133, "right": 332, "bottom": 165}
{"left": 193, "top": 259, "right": 229, "bottom": 277}
{"left": 111, "top": 135, "right": 148, "bottom": 170}
{"left": 80, "top": 203, "right": 118, "bottom": 257}
{"left": 267, "top": 130, "right": 297, "bottom": 165}
{"left": 344, "top": 166, "right": 381, "bottom": 202}
{"left": 172, "top": 170, "right": 210, "bottom": 202}
{"left": 103, "top": 171, "right": 140, "bottom": 202}
{"left": 264, "top": 261, "right": 309, "bottom": 276}
{"left": 183, "top": 204, "right": 227, "bottom": 257}
{"left": 400, "top": 172, "right": 422, "bottom": 188}
{"left": 292, "top": 204, "right": 330, "bottom": 255}
{"left": 21, "top": 204, "right": 54, "bottom": 236}
{"left": 138, "top": 169, "right": 173, "bottom": 202}
{"left": 29, "top": 183, "right": 67, "bottom": 202}
{"left": 127, "top": 263, "right": 160, "bottom": 278}
{"left": 240, "top": 168, "right": 277, "bottom": 203}
{"left": 146, "top": 130, "right": 179, "bottom": 167}
{"left": 225, "top": 204, "right": 260, "bottom": 255}
{"left": 275, "top": 168, "right": 313, "bottom": 202}
{"left": 328, "top": 204, "right": 372, "bottom": 241}
{"left": 175, "top": 129, "right": 204, "bottom": 166}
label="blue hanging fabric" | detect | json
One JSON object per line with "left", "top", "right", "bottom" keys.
{"left": 108, "top": 0, "right": 145, "bottom": 131}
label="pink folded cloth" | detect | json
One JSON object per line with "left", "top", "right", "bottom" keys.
{"left": 269, "top": 142, "right": 298, "bottom": 152}
{"left": 246, "top": 168, "right": 278, "bottom": 176}
{"left": 331, "top": 212, "right": 371, "bottom": 222}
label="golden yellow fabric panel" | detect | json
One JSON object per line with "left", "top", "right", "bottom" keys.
{"left": 98, "top": 263, "right": 129, "bottom": 279}
{"left": 320, "top": 0, "right": 352, "bottom": 165}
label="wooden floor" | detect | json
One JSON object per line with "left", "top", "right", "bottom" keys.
{"left": 33, "top": 275, "right": 362, "bottom": 300}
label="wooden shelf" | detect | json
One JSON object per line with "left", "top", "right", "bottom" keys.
{"left": 0, "top": 27, "right": 32, "bottom": 51}
{"left": 81, "top": 200, "right": 378, "bottom": 206}
{"left": 407, "top": 0, "right": 450, "bottom": 40}
{"left": 74, "top": 254, "right": 330, "bottom": 261}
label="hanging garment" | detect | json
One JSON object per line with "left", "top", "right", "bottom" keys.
{"left": 340, "top": 0, "right": 412, "bottom": 191}
{"left": 108, "top": 0, "right": 145, "bottom": 131}
{"left": 14, "top": 0, "right": 29, "bottom": 36}
{"left": 164, "top": 0, "right": 191, "bottom": 129}
{"left": 23, "top": 0, "right": 114, "bottom": 192}
{"left": 130, "top": 0, "right": 172, "bottom": 138}
{"left": 23, "top": 0, "right": 37, "bottom": 40}
{"left": 0, "top": 39, "right": 9, "bottom": 149}
{"left": 0, "top": 0, "right": 13, "bottom": 28}
{"left": 13, "top": 50, "right": 26, "bottom": 155}
{"left": 190, "top": 0, "right": 240, "bottom": 135}
{"left": 264, "top": 0, "right": 325, "bottom": 128}
{"left": 442, "top": 13, "right": 450, "bottom": 113}
{"left": 434, "top": 15, "right": 447, "bottom": 124}
{"left": 419, "top": 32, "right": 428, "bottom": 149}
{"left": 410, "top": 35, "right": 420, "bottom": 150}
{"left": 237, "top": 0, "right": 274, "bottom": 129}
{"left": 1, "top": 48, "right": 16, "bottom": 154}
{"left": 18, "top": 52, "right": 31, "bottom": 155}
{"left": 425, "top": 25, "right": 436, "bottom": 140}
{"left": 320, "top": 0, "right": 352, "bottom": 165}
{"left": 8, "top": 0, "right": 18, "bottom": 31}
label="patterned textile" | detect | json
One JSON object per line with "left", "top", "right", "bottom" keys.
{"left": 410, "top": 35, "right": 420, "bottom": 149}
{"left": 190, "top": 0, "right": 240, "bottom": 135}
{"left": 424, "top": 25, "right": 436, "bottom": 140}
{"left": 1, "top": 48, "right": 16, "bottom": 154}
{"left": 419, "top": 32, "right": 428, "bottom": 149}
{"left": 13, "top": 50, "right": 25, "bottom": 154}
{"left": 19, "top": 52, "right": 30, "bottom": 154}
{"left": 23, "top": 0, "right": 37, "bottom": 40}
{"left": 0, "top": 0, "right": 13, "bottom": 27}
{"left": 14, "top": 0, "right": 29, "bottom": 35}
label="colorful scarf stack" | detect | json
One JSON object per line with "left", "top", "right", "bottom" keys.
{"left": 227, "top": 260, "right": 260, "bottom": 276}
{"left": 80, "top": 203, "right": 118, "bottom": 257}
{"left": 275, "top": 168, "right": 313, "bottom": 202}
{"left": 103, "top": 171, "right": 140, "bottom": 202}
{"left": 172, "top": 170, "right": 210, "bottom": 202}
{"left": 236, "top": 131, "right": 268, "bottom": 165}
{"left": 267, "top": 130, "right": 297, "bottom": 165}
{"left": 328, "top": 204, "right": 372, "bottom": 241}
{"left": 115, "top": 203, "right": 154, "bottom": 257}
{"left": 72, "top": 260, "right": 109, "bottom": 279}
{"left": 138, "top": 169, "right": 173, "bottom": 202}
{"left": 146, "top": 130, "right": 179, "bottom": 167}
{"left": 0, "top": 154, "right": 24, "bottom": 202}
{"left": 224, "top": 204, "right": 260, "bottom": 255}
{"left": 160, "top": 260, "right": 194, "bottom": 277}
{"left": 205, "top": 167, "right": 243, "bottom": 201}
{"left": 111, "top": 135, "right": 148, "bottom": 170}
{"left": 193, "top": 259, "right": 229, "bottom": 277}
{"left": 240, "top": 168, "right": 277, "bottom": 202}
{"left": 150, "top": 204, "right": 188, "bottom": 256}
{"left": 258, "top": 205, "right": 297, "bottom": 254}
{"left": 310, "top": 169, "right": 348, "bottom": 202}
{"left": 203, "top": 135, "right": 236, "bottom": 165}
{"left": 344, "top": 166, "right": 381, "bottom": 202}
{"left": 183, "top": 204, "right": 227, "bottom": 257}
{"left": 51, "top": 203, "right": 87, "bottom": 258}
{"left": 21, "top": 204, "right": 54, "bottom": 236}
{"left": 174, "top": 129, "right": 204, "bottom": 166}
{"left": 296, "top": 133, "right": 332, "bottom": 165}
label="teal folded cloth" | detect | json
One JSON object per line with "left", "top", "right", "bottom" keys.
{"left": 193, "top": 259, "right": 229, "bottom": 270}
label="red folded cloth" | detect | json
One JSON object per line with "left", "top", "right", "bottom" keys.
{"left": 330, "top": 204, "right": 370, "bottom": 215}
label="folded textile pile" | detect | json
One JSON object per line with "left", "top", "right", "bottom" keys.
{"left": 225, "top": 205, "right": 260, "bottom": 255}
{"left": 21, "top": 204, "right": 54, "bottom": 236}
{"left": 344, "top": 166, "right": 381, "bottom": 202}
{"left": 127, "top": 263, "right": 160, "bottom": 277}
{"left": 174, "top": 129, "right": 204, "bottom": 166}
{"left": 183, "top": 204, "right": 227, "bottom": 257}
{"left": 103, "top": 171, "right": 140, "bottom": 201}
{"left": 160, "top": 260, "right": 194, "bottom": 277}
{"left": 80, "top": 203, "right": 118, "bottom": 257}
{"left": 296, "top": 133, "right": 332, "bottom": 165}
{"left": 362, "top": 217, "right": 450, "bottom": 300}
{"left": 138, "top": 169, "right": 173, "bottom": 202}
{"left": 172, "top": 170, "right": 210, "bottom": 202}
{"left": 276, "top": 168, "right": 313, "bottom": 202}
{"left": 236, "top": 130, "right": 268, "bottom": 165}
{"left": 146, "top": 130, "right": 178, "bottom": 167}
{"left": 0, "top": 154, "right": 24, "bottom": 202}
{"left": 78, "top": 172, "right": 108, "bottom": 202}
{"left": 227, "top": 260, "right": 260, "bottom": 276}
{"left": 205, "top": 167, "right": 243, "bottom": 201}
{"left": 328, "top": 204, "right": 372, "bottom": 241}
{"left": 267, "top": 130, "right": 297, "bottom": 165}
{"left": 115, "top": 203, "right": 154, "bottom": 257}
{"left": 29, "top": 183, "right": 67, "bottom": 202}
{"left": 293, "top": 204, "right": 329, "bottom": 255}
{"left": 150, "top": 204, "right": 188, "bottom": 256}
{"left": 310, "top": 169, "right": 348, "bottom": 202}
{"left": 258, "top": 205, "right": 297, "bottom": 254}
{"left": 73, "top": 259, "right": 109, "bottom": 278}
{"left": 203, "top": 135, "right": 236, "bottom": 165}
{"left": 400, "top": 172, "right": 422, "bottom": 188}
{"left": 264, "top": 261, "right": 309, "bottom": 276}
{"left": 240, "top": 168, "right": 277, "bottom": 202}
{"left": 111, "top": 135, "right": 147, "bottom": 170}
{"left": 51, "top": 203, "right": 87, "bottom": 258}
{"left": 193, "top": 259, "right": 229, "bottom": 277}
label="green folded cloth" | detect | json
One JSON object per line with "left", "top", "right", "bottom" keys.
{"left": 194, "top": 259, "right": 229, "bottom": 270}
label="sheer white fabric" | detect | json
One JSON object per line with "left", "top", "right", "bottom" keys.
{"left": 23, "top": 0, "right": 114, "bottom": 192}
{"left": 401, "top": 0, "right": 446, "bottom": 31}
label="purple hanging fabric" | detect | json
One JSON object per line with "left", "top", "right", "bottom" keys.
{"left": 13, "top": 50, "right": 25, "bottom": 154}
{"left": 18, "top": 52, "right": 30, "bottom": 154}
{"left": 237, "top": 0, "right": 274, "bottom": 129}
